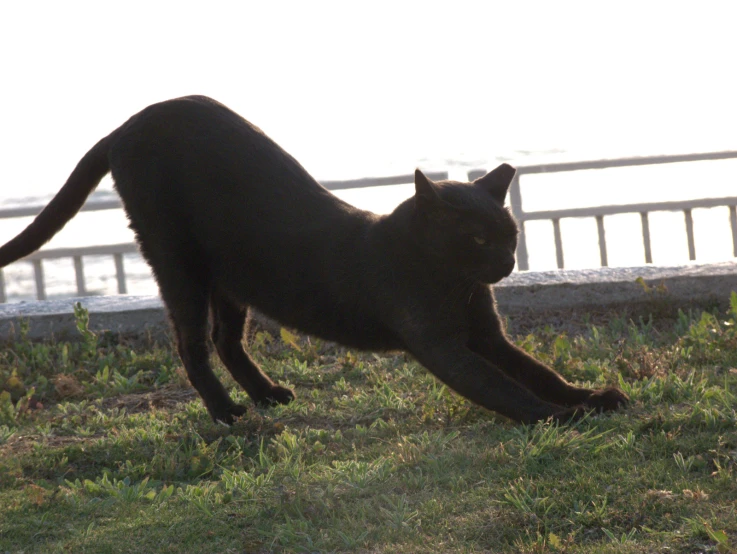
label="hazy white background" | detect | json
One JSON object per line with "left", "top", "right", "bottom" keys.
{"left": 1, "top": 1, "right": 736, "bottom": 298}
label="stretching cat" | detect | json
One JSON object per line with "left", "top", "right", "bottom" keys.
{"left": 0, "top": 96, "right": 628, "bottom": 424}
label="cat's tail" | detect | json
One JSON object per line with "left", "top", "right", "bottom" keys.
{"left": 0, "top": 133, "right": 114, "bottom": 268}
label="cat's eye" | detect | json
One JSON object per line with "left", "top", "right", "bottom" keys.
{"left": 473, "top": 236, "right": 487, "bottom": 245}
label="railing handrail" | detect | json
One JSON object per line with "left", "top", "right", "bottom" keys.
{"left": 0, "top": 171, "right": 450, "bottom": 220}
{"left": 515, "top": 150, "right": 737, "bottom": 175}
{"left": 20, "top": 243, "right": 138, "bottom": 261}
{"left": 0, "top": 199, "right": 124, "bottom": 220}
{"left": 321, "top": 171, "right": 448, "bottom": 190}
{"left": 520, "top": 196, "right": 737, "bottom": 221}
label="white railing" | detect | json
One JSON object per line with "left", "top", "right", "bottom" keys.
{"left": 0, "top": 172, "right": 449, "bottom": 302}
{"left": 2, "top": 151, "right": 737, "bottom": 302}
{"left": 469, "top": 151, "right": 737, "bottom": 271}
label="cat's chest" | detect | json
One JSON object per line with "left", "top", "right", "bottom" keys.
{"left": 249, "top": 285, "right": 401, "bottom": 351}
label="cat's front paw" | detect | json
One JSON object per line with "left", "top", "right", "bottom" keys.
{"left": 209, "top": 403, "right": 248, "bottom": 425}
{"left": 584, "top": 387, "right": 629, "bottom": 413}
{"left": 550, "top": 405, "right": 587, "bottom": 425}
{"left": 255, "top": 385, "right": 296, "bottom": 407}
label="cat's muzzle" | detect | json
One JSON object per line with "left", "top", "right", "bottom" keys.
{"left": 480, "top": 260, "right": 516, "bottom": 284}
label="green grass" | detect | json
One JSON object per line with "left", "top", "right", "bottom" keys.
{"left": 1, "top": 300, "right": 737, "bottom": 553}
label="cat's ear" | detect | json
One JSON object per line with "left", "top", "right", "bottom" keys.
{"left": 414, "top": 169, "right": 440, "bottom": 204}
{"left": 415, "top": 169, "right": 456, "bottom": 223}
{"left": 414, "top": 169, "right": 443, "bottom": 213}
{"left": 474, "top": 163, "right": 517, "bottom": 204}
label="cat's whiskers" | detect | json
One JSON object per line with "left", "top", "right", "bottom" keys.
{"left": 437, "top": 273, "right": 477, "bottom": 317}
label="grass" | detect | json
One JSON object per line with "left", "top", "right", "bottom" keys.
{"left": 1, "top": 299, "right": 737, "bottom": 553}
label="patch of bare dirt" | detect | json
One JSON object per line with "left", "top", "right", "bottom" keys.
{"left": 101, "top": 384, "right": 196, "bottom": 414}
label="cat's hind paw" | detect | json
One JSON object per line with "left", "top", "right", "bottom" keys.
{"left": 255, "top": 385, "right": 296, "bottom": 408}
{"left": 584, "top": 387, "right": 629, "bottom": 413}
{"left": 210, "top": 403, "right": 248, "bottom": 425}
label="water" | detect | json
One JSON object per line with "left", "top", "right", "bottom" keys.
{"left": 2, "top": 156, "right": 736, "bottom": 303}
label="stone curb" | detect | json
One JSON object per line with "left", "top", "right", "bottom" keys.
{"left": 0, "top": 295, "right": 169, "bottom": 342}
{"left": 1, "top": 261, "right": 736, "bottom": 341}
{"left": 495, "top": 261, "right": 737, "bottom": 313}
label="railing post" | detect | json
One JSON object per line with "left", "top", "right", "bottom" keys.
{"left": 552, "top": 218, "right": 565, "bottom": 269}
{"left": 508, "top": 174, "right": 529, "bottom": 271}
{"left": 73, "top": 256, "right": 87, "bottom": 296}
{"left": 32, "top": 260, "right": 46, "bottom": 300}
{"left": 730, "top": 206, "right": 737, "bottom": 258}
{"left": 114, "top": 253, "right": 127, "bottom": 294}
{"left": 0, "top": 269, "right": 6, "bottom": 303}
{"left": 595, "top": 215, "right": 608, "bottom": 267}
{"left": 684, "top": 209, "right": 696, "bottom": 261}
{"left": 640, "top": 212, "right": 653, "bottom": 264}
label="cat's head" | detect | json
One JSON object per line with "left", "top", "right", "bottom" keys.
{"left": 412, "top": 164, "right": 519, "bottom": 284}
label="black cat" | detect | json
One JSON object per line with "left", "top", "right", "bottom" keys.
{"left": 0, "top": 96, "right": 628, "bottom": 424}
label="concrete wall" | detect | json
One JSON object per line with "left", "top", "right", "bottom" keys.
{"left": 1, "top": 261, "right": 736, "bottom": 341}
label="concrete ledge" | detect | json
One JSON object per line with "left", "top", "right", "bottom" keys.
{"left": 1, "top": 261, "right": 736, "bottom": 341}
{"left": 0, "top": 295, "right": 168, "bottom": 342}
{"left": 495, "top": 261, "right": 737, "bottom": 313}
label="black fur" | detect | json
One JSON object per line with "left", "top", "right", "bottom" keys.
{"left": 0, "top": 96, "right": 628, "bottom": 424}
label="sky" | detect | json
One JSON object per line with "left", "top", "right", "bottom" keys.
{"left": 0, "top": 1, "right": 736, "bottom": 285}
{"left": 1, "top": 1, "right": 736, "bottom": 199}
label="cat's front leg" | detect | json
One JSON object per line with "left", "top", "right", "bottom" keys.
{"left": 404, "top": 334, "right": 579, "bottom": 424}
{"left": 467, "top": 287, "right": 628, "bottom": 413}
{"left": 478, "top": 335, "right": 628, "bottom": 413}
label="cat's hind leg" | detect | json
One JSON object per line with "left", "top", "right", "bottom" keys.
{"left": 136, "top": 241, "right": 246, "bottom": 422}
{"left": 162, "top": 284, "right": 247, "bottom": 424}
{"left": 210, "top": 292, "right": 295, "bottom": 407}
{"left": 112, "top": 173, "right": 247, "bottom": 422}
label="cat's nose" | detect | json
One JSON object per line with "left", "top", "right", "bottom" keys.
{"left": 501, "top": 258, "right": 516, "bottom": 273}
